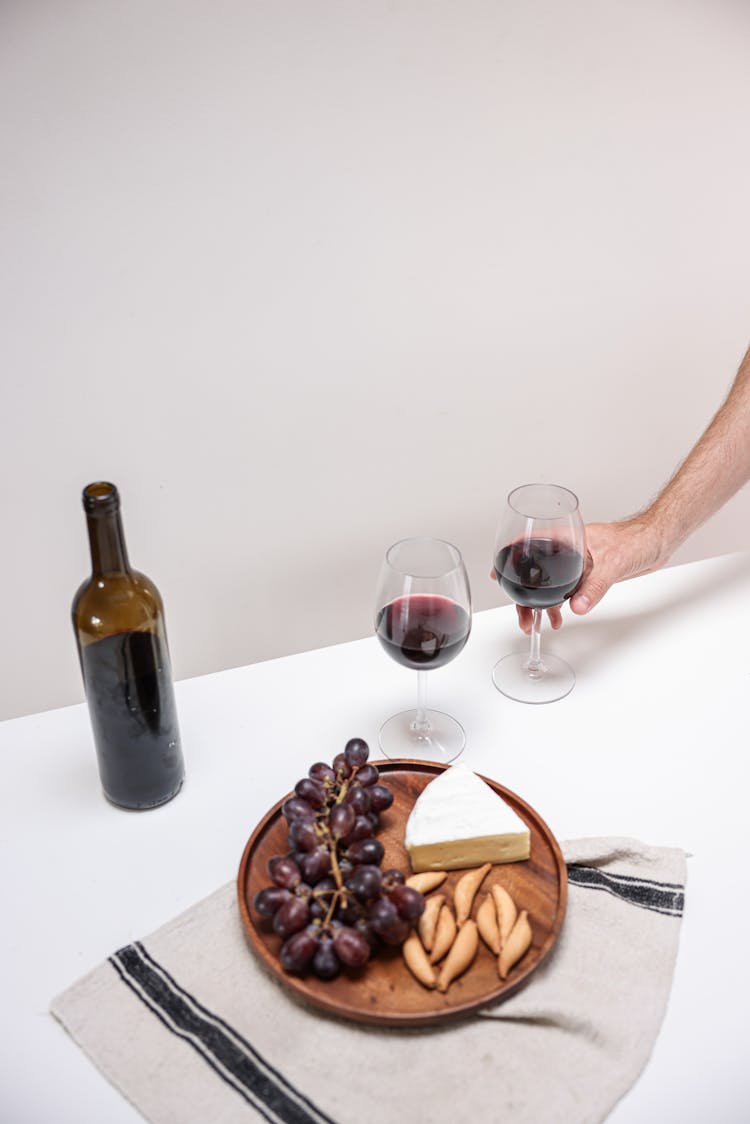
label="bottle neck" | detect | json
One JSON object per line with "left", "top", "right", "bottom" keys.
{"left": 86, "top": 509, "right": 131, "bottom": 575}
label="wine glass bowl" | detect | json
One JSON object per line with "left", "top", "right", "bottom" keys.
{"left": 375, "top": 537, "right": 471, "bottom": 762}
{"left": 492, "top": 484, "right": 584, "bottom": 704}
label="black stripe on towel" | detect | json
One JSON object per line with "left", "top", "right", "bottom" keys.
{"left": 567, "top": 865, "right": 684, "bottom": 916}
{"left": 109, "top": 943, "right": 336, "bottom": 1124}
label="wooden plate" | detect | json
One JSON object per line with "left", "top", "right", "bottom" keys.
{"left": 237, "top": 761, "right": 566, "bottom": 1026}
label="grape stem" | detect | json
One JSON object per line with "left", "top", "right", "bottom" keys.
{"left": 323, "top": 893, "right": 339, "bottom": 929}
{"left": 314, "top": 880, "right": 347, "bottom": 931}
{"left": 323, "top": 824, "right": 345, "bottom": 891}
{"left": 327, "top": 765, "right": 363, "bottom": 886}
{"left": 333, "top": 763, "right": 362, "bottom": 807}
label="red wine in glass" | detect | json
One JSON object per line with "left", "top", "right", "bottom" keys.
{"left": 494, "top": 539, "right": 584, "bottom": 610}
{"left": 375, "top": 538, "right": 472, "bottom": 763}
{"left": 375, "top": 594, "right": 471, "bottom": 670}
{"left": 492, "top": 485, "right": 585, "bottom": 703}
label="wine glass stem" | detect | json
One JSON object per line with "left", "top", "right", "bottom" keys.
{"left": 412, "top": 670, "right": 430, "bottom": 735}
{"left": 526, "top": 609, "right": 544, "bottom": 677}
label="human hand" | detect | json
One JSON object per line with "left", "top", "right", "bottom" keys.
{"left": 491, "top": 518, "right": 663, "bottom": 633}
{"left": 567, "top": 519, "right": 663, "bottom": 618}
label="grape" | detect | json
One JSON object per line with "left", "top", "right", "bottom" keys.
{"left": 288, "top": 818, "right": 319, "bottom": 853}
{"left": 345, "top": 864, "right": 382, "bottom": 903}
{"left": 343, "top": 786, "right": 371, "bottom": 815}
{"left": 280, "top": 928, "right": 319, "bottom": 973}
{"left": 367, "top": 899, "right": 410, "bottom": 944}
{"left": 294, "top": 777, "right": 327, "bottom": 809}
{"left": 381, "top": 868, "right": 405, "bottom": 891}
{"left": 346, "top": 838, "right": 384, "bottom": 866}
{"left": 282, "top": 797, "right": 315, "bottom": 822}
{"left": 309, "top": 762, "right": 336, "bottom": 784}
{"left": 253, "top": 886, "right": 292, "bottom": 917}
{"left": 369, "top": 784, "right": 394, "bottom": 813}
{"left": 354, "top": 917, "right": 380, "bottom": 954}
{"left": 367, "top": 896, "right": 400, "bottom": 932}
{"left": 376, "top": 917, "right": 410, "bottom": 946}
{"left": 334, "top": 897, "right": 362, "bottom": 925}
{"left": 344, "top": 737, "right": 370, "bottom": 768}
{"left": 329, "top": 803, "right": 356, "bottom": 840}
{"left": 273, "top": 896, "right": 310, "bottom": 937}
{"left": 312, "top": 936, "right": 340, "bottom": 980}
{"left": 299, "top": 846, "right": 331, "bottom": 884}
{"left": 267, "top": 855, "right": 301, "bottom": 889}
{"left": 345, "top": 815, "right": 375, "bottom": 844}
{"left": 355, "top": 764, "right": 379, "bottom": 787}
{"left": 332, "top": 752, "right": 353, "bottom": 779}
{"left": 332, "top": 925, "right": 370, "bottom": 968}
{"left": 388, "top": 884, "right": 425, "bottom": 922}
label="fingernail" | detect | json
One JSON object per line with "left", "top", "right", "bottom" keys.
{"left": 574, "top": 594, "right": 591, "bottom": 613}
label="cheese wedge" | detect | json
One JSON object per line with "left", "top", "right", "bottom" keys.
{"left": 405, "top": 764, "right": 530, "bottom": 872}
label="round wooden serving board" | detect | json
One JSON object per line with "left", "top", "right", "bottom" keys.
{"left": 237, "top": 760, "right": 567, "bottom": 1026}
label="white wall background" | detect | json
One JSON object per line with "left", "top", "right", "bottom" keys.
{"left": 2, "top": 0, "right": 749, "bottom": 721}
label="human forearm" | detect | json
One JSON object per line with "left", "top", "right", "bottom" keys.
{"left": 639, "top": 341, "right": 750, "bottom": 563}
{"left": 566, "top": 340, "right": 750, "bottom": 618}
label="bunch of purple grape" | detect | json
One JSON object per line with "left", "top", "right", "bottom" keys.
{"left": 253, "top": 737, "right": 425, "bottom": 979}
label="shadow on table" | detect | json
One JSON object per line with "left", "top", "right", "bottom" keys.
{"left": 545, "top": 553, "right": 750, "bottom": 673}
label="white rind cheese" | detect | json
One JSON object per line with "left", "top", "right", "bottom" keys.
{"left": 405, "top": 764, "right": 531, "bottom": 872}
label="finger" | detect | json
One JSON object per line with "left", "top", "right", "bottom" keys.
{"left": 570, "top": 573, "right": 612, "bottom": 615}
{"left": 569, "top": 547, "right": 599, "bottom": 615}
{"left": 516, "top": 605, "right": 533, "bottom": 635}
{"left": 548, "top": 606, "right": 563, "bottom": 630}
{"left": 569, "top": 591, "right": 592, "bottom": 614}
{"left": 489, "top": 568, "right": 497, "bottom": 581}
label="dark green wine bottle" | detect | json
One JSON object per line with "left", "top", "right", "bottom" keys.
{"left": 72, "top": 482, "right": 184, "bottom": 809}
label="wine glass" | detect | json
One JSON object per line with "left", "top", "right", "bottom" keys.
{"left": 492, "top": 484, "right": 585, "bottom": 704}
{"left": 375, "top": 537, "right": 472, "bottom": 762}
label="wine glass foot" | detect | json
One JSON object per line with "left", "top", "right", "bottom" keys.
{"left": 378, "top": 709, "right": 465, "bottom": 763}
{"left": 492, "top": 651, "right": 576, "bottom": 704}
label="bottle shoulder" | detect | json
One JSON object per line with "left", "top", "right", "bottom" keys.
{"left": 72, "top": 569, "right": 165, "bottom": 644}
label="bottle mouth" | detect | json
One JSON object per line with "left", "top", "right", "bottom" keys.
{"left": 82, "top": 481, "right": 121, "bottom": 514}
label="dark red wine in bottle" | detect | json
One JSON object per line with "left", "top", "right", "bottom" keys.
{"left": 72, "top": 482, "right": 184, "bottom": 809}
{"left": 375, "top": 593, "right": 471, "bottom": 670}
{"left": 494, "top": 538, "right": 584, "bottom": 609}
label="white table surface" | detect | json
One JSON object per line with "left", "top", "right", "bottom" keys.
{"left": 2, "top": 552, "right": 749, "bottom": 1123}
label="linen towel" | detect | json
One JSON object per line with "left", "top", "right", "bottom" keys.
{"left": 51, "top": 837, "right": 686, "bottom": 1124}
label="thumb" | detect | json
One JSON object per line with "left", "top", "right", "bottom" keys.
{"left": 570, "top": 572, "right": 612, "bottom": 615}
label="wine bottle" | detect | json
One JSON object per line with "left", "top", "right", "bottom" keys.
{"left": 72, "top": 482, "right": 185, "bottom": 809}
